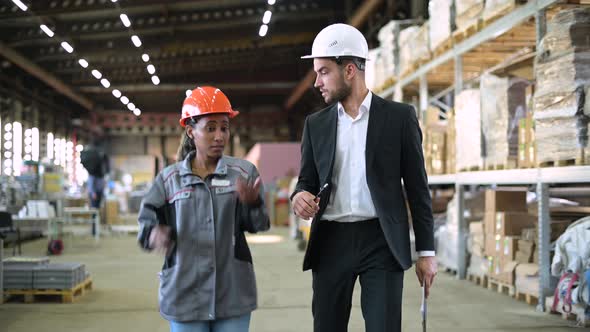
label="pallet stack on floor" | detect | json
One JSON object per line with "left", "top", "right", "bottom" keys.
{"left": 2, "top": 257, "right": 92, "bottom": 303}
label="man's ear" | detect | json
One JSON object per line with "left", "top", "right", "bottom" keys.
{"left": 186, "top": 126, "right": 194, "bottom": 140}
{"left": 345, "top": 62, "right": 356, "bottom": 80}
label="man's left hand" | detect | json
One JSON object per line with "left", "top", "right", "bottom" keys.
{"left": 415, "top": 256, "right": 437, "bottom": 299}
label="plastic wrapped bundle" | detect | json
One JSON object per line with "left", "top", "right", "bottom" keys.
{"left": 399, "top": 24, "right": 430, "bottom": 75}
{"left": 483, "top": 0, "right": 516, "bottom": 21}
{"left": 436, "top": 198, "right": 459, "bottom": 270}
{"left": 455, "top": 89, "right": 483, "bottom": 170}
{"left": 456, "top": 0, "right": 484, "bottom": 31}
{"left": 535, "top": 116, "right": 589, "bottom": 164}
{"left": 467, "top": 255, "right": 489, "bottom": 277}
{"left": 365, "top": 48, "right": 382, "bottom": 90}
{"left": 428, "top": 0, "right": 452, "bottom": 51}
{"left": 534, "top": 51, "right": 590, "bottom": 119}
{"left": 538, "top": 8, "right": 590, "bottom": 60}
{"left": 377, "top": 20, "right": 399, "bottom": 79}
{"left": 480, "top": 74, "right": 530, "bottom": 166}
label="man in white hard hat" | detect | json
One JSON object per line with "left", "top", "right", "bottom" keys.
{"left": 291, "top": 23, "right": 437, "bottom": 332}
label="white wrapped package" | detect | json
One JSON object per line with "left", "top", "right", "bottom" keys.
{"left": 480, "top": 74, "right": 530, "bottom": 166}
{"left": 377, "top": 20, "right": 398, "bottom": 79}
{"left": 399, "top": 24, "right": 430, "bottom": 75}
{"left": 428, "top": 0, "right": 452, "bottom": 50}
{"left": 436, "top": 197, "right": 459, "bottom": 270}
{"left": 455, "top": 89, "right": 483, "bottom": 170}
{"left": 456, "top": 0, "right": 484, "bottom": 31}
{"left": 467, "top": 254, "right": 489, "bottom": 277}
{"left": 483, "top": 0, "right": 515, "bottom": 21}
{"left": 365, "top": 48, "right": 382, "bottom": 90}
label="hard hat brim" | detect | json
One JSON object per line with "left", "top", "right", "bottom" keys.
{"left": 300, "top": 54, "right": 371, "bottom": 61}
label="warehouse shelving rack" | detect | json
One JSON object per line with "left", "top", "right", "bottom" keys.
{"left": 378, "top": 0, "right": 589, "bottom": 312}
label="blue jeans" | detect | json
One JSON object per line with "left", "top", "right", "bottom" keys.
{"left": 170, "top": 313, "right": 251, "bottom": 332}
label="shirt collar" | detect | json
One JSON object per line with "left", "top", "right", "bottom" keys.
{"left": 179, "top": 151, "right": 228, "bottom": 177}
{"left": 337, "top": 90, "right": 373, "bottom": 119}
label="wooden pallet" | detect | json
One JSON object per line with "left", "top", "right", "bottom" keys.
{"left": 452, "top": 20, "right": 483, "bottom": 44}
{"left": 487, "top": 278, "right": 515, "bottom": 296}
{"left": 484, "top": 161, "right": 518, "bottom": 171}
{"left": 537, "top": 158, "right": 579, "bottom": 168}
{"left": 4, "top": 277, "right": 93, "bottom": 303}
{"left": 431, "top": 37, "right": 454, "bottom": 58}
{"left": 467, "top": 273, "right": 488, "bottom": 287}
{"left": 514, "top": 291, "right": 538, "bottom": 306}
{"left": 458, "top": 166, "right": 481, "bottom": 172}
{"left": 440, "top": 266, "right": 457, "bottom": 275}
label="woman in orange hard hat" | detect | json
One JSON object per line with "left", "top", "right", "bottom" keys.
{"left": 138, "top": 86, "right": 270, "bottom": 332}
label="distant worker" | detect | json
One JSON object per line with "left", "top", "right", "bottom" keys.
{"left": 80, "top": 138, "right": 110, "bottom": 235}
{"left": 291, "top": 23, "right": 437, "bottom": 332}
{"left": 138, "top": 86, "right": 270, "bottom": 332}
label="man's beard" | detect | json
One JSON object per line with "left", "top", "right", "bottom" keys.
{"left": 325, "top": 81, "right": 352, "bottom": 104}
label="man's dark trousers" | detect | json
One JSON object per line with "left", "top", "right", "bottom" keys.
{"left": 312, "top": 218, "right": 404, "bottom": 332}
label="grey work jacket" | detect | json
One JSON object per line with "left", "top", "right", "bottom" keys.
{"left": 137, "top": 152, "right": 270, "bottom": 322}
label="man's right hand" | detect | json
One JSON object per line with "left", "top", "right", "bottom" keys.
{"left": 149, "top": 225, "right": 172, "bottom": 255}
{"left": 292, "top": 191, "right": 320, "bottom": 220}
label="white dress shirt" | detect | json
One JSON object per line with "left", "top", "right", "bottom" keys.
{"left": 322, "top": 91, "right": 434, "bottom": 257}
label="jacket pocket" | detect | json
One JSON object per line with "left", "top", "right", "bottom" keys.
{"left": 168, "top": 190, "right": 192, "bottom": 204}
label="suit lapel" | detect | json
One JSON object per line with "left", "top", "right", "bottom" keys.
{"left": 365, "top": 94, "right": 386, "bottom": 167}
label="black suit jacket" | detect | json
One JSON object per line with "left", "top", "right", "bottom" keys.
{"left": 292, "top": 93, "right": 435, "bottom": 271}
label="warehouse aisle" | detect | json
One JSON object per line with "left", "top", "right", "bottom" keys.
{"left": 0, "top": 227, "right": 576, "bottom": 332}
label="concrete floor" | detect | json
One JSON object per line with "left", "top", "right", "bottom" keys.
{"left": 0, "top": 226, "right": 578, "bottom": 332}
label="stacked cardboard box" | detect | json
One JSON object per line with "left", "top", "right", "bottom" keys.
{"left": 422, "top": 107, "right": 449, "bottom": 175}
{"left": 518, "top": 112, "right": 536, "bottom": 167}
{"left": 533, "top": 8, "right": 590, "bottom": 165}
{"left": 514, "top": 263, "right": 539, "bottom": 296}
{"left": 445, "top": 109, "right": 457, "bottom": 173}
{"left": 483, "top": 189, "right": 536, "bottom": 284}
{"left": 480, "top": 74, "right": 531, "bottom": 168}
{"left": 468, "top": 221, "right": 485, "bottom": 257}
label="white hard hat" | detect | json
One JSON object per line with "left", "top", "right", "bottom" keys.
{"left": 301, "top": 23, "right": 369, "bottom": 60}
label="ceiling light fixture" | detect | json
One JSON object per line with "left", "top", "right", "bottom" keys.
{"left": 120, "top": 96, "right": 129, "bottom": 105}
{"left": 142, "top": 54, "right": 149, "bottom": 62}
{"left": 133, "top": 109, "right": 141, "bottom": 116}
{"left": 151, "top": 75, "right": 160, "bottom": 85}
{"left": 127, "top": 103, "right": 135, "bottom": 111}
{"left": 262, "top": 11, "right": 272, "bottom": 24}
{"left": 112, "top": 89, "right": 122, "bottom": 98}
{"left": 131, "top": 35, "right": 142, "bottom": 47}
{"left": 60, "top": 41, "right": 74, "bottom": 53}
{"left": 78, "top": 59, "right": 89, "bottom": 68}
{"left": 40, "top": 24, "right": 54, "bottom": 37}
{"left": 100, "top": 78, "right": 110, "bottom": 88}
{"left": 91, "top": 69, "right": 102, "bottom": 79}
{"left": 259, "top": 25, "right": 268, "bottom": 37}
{"left": 120, "top": 14, "right": 131, "bottom": 27}
{"left": 11, "top": 0, "right": 28, "bottom": 11}
{"left": 147, "top": 64, "right": 155, "bottom": 74}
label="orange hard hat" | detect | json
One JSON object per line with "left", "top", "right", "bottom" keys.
{"left": 179, "top": 86, "right": 239, "bottom": 127}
